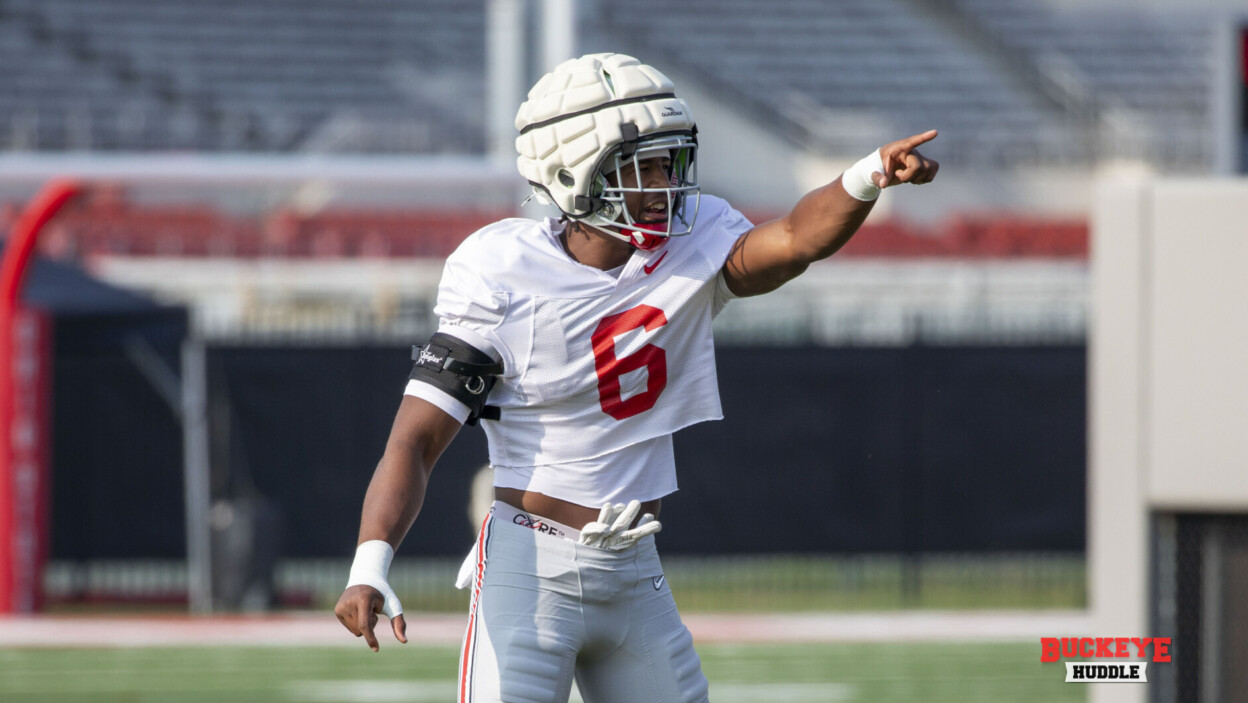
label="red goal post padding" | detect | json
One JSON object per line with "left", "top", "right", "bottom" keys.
{"left": 0, "top": 180, "right": 79, "bottom": 613}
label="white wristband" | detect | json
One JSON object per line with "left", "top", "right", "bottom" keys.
{"left": 841, "top": 149, "right": 885, "bottom": 201}
{"left": 346, "top": 540, "right": 403, "bottom": 618}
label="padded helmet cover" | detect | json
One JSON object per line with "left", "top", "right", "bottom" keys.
{"left": 514, "top": 53, "right": 699, "bottom": 243}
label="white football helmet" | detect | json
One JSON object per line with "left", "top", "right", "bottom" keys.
{"left": 515, "top": 53, "right": 700, "bottom": 250}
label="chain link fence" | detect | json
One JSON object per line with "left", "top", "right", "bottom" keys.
{"left": 1152, "top": 513, "right": 1248, "bottom": 703}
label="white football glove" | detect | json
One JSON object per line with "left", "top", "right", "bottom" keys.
{"left": 578, "top": 500, "right": 662, "bottom": 550}
{"left": 346, "top": 540, "right": 404, "bottom": 618}
{"left": 454, "top": 546, "right": 477, "bottom": 590}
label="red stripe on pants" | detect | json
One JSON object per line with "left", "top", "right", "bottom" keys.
{"left": 459, "top": 514, "right": 492, "bottom": 703}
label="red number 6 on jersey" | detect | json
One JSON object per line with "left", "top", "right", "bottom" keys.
{"left": 592, "top": 304, "right": 668, "bottom": 420}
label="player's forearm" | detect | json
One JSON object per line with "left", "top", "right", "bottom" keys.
{"left": 784, "top": 177, "right": 876, "bottom": 265}
{"left": 355, "top": 396, "right": 464, "bottom": 548}
{"left": 723, "top": 178, "right": 878, "bottom": 298}
{"left": 356, "top": 448, "right": 433, "bottom": 548}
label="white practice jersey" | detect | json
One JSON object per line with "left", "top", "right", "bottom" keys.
{"left": 408, "top": 195, "right": 752, "bottom": 504}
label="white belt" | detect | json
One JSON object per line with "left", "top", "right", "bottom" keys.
{"left": 488, "top": 500, "right": 582, "bottom": 541}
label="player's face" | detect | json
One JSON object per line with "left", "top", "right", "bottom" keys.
{"left": 612, "top": 155, "right": 672, "bottom": 224}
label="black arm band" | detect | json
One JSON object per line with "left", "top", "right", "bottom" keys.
{"left": 409, "top": 332, "right": 503, "bottom": 425}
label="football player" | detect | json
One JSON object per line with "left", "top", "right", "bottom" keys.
{"left": 334, "top": 53, "right": 937, "bottom": 702}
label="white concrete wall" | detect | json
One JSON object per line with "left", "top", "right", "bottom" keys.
{"left": 1090, "top": 177, "right": 1153, "bottom": 703}
{"left": 1145, "top": 181, "right": 1248, "bottom": 507}
{"left": 1090, "top": 177, "right": 1248, "bottom": 703}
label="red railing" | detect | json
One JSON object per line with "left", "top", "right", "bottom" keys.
{"left": 3, "top": 194, "right": 1089, "bottom": 262}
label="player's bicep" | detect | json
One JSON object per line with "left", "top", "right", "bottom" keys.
{"left": 386, "top": 394, "right": 464, "bottom": 469}
{"left": 721, "top": 217, "right": 809, "bottom": 298}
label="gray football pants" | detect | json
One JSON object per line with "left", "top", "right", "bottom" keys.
{"left": 457, "top": 511, "right": 709, "bottom": 703}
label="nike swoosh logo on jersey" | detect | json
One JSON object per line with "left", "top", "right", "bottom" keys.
{"left": 643, "top": 250, "right": 668, "bottom": 275}
{"left": 652, "top": 575, "right": 665, "bottom": 590}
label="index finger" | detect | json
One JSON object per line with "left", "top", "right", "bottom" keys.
{"left": 897, "top": 129, "right": 938, "bottom": 151}
{"left": 357, "top": 603, "right": 380, "bottom": 652}
{"left": 612, "top": 500, "right": 641, "bottom": 531}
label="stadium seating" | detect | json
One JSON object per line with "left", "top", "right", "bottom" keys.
{"left": 592, "top": 0, "right": 1213, "bottom": 169}
{"left": 0, "top": 0, "right": 1213, "bottom": 168}
{"left": 943, "top": 0, "right": 1213, "bottom": 165}
{"left": 0, "top": 0, "right": 486, "bottom": 152}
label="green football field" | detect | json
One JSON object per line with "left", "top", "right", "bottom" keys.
{"left": 0, "top": 642, "right": 1083, "bottom": 703}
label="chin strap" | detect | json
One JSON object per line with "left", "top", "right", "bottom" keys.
{"left": 628, "top": 223, "right": 668, "bottom": 251}
{"left": 575, "top": 218, "right": 667, "bottom": 251}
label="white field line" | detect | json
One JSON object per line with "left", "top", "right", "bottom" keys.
{"left": 0, "top": 610, "right": 1088, "bottom": 648}
{"left": 284, "top": 680, "right": 855, "bottom": 703}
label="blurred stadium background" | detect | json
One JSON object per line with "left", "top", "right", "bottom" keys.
{"left": 1, "top": 0, "right": 1246, "bottom": 701}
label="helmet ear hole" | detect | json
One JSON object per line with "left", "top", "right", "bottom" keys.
{"left": 557, "top": 169, "right": 575, "bottom": 188}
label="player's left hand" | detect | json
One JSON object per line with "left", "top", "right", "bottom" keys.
{"left": 334, "top": 583, "right": 407, "bottom": 652}
{"left": 873, "top": 129, "right": 940, "bottom": 189}
{"left": 579, "top": 500, "right": 662, "bottom": 550}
